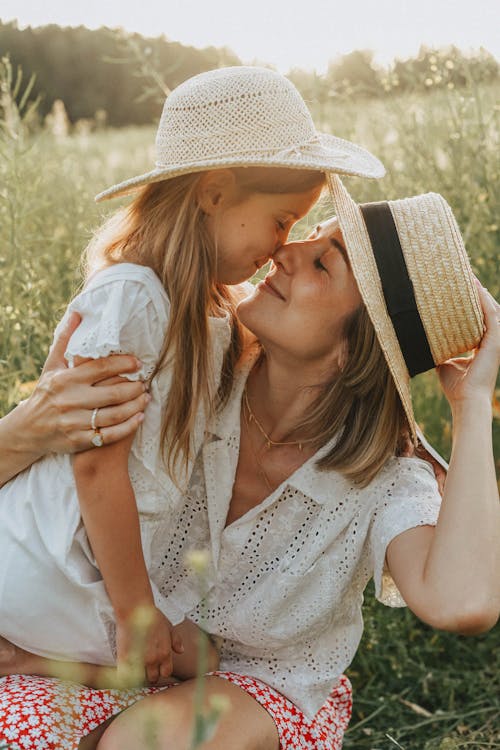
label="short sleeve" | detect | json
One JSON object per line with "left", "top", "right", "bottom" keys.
{"left": 369, "top": 457, "right": 441, "bottom": 607}
{"left": 57, "top": 265, "right": 170, "bottom": 382}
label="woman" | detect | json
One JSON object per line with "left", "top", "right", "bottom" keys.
{"left": 1, "top": 182, "right": 499, "bottom": 750}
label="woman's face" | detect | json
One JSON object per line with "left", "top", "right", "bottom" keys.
{"left": 237, "top": 217, "right": 362, "bottom": 363}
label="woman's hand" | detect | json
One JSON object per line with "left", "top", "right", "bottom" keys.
{"left": 437, "top": 283, "right": 500, "bottom": 410}
{"left": 16, "top": 312, "right": 151, "bottom": 455}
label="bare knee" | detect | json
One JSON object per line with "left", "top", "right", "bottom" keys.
{"left": 96, "top": 692, "right": 191, "bottom": 750}
{"left": 97, "top": 678, "right": 279, "bottom": 750}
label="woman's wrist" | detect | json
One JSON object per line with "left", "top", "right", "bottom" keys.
{"left": 1, "top": 400, "right": 45, "bottom": 460}
{"left": 450, "top": 393, "right": 493, "bottom": 425}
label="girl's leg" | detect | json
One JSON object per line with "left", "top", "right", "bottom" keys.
{"left": 0, "top": 619, "right": 218, "bottom": 687}
{"left": 96, "top": 676, "right": 280, "bottom": 750}
{"left": 0, "top": 636, "right": 179, "bottom": 689}
{"left": 0, "top": 635, "right": 128, "bottom": 687}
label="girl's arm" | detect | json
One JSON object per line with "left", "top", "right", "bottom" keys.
{"left": 73, "top": 437, "right": 183, "bottom": 684}
{"left": 386, "top": 284, "right": 500, "bottom": 634}
{"left": 0, "top": 313, "right": 148, "bottom": 488}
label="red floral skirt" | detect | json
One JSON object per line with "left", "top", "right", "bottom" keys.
{"left": 0, "top": 672, "right": 352, "bottom": 749}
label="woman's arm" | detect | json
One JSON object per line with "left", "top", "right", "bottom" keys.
{"left": 386, "top": 284, "right": 500, "bottom": 634}
{"left": 73, "top": 438, "right": 183, "bottom": 684}
{"left": 0, "top": 313, "right": 150, "bottom": 487}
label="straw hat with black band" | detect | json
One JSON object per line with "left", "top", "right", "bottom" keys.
{"left": 95, "top": 66, "right": 384, "bottom": 202}
{"left": 327, "top": 173, "right": 484, "bottom": 444}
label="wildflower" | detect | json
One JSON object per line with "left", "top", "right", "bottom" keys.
{"left": 185, "top": 548, "right": 211, "bottom": 575}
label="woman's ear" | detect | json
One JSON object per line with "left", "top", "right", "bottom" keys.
{"left": 197, "top": 170, "right": 237, "bottom": 216}
{"left": 336, "top": 338, "right": 349, "bottom": 373}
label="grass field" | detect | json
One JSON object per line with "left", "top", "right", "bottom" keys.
{"left": 1, "top": 61, "right": 499, "bottom": 749}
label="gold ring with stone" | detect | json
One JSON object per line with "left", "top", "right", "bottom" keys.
{"left": 91, "top": 429, "right": 104, "bottom": 448}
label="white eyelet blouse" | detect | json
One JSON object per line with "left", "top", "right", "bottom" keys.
{"left": 151, "top": 345, "right": 442, "bottom": 719}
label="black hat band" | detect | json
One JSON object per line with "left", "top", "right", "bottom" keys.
{"left": 359, "top": 201, "right": 435, "bottom": 377}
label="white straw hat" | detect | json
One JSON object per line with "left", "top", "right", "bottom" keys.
{"left": 95, "top": 66, "right": 385, "bottom": 202}
{"left": 327, "top": 174, "right": 484, "bottom": 442}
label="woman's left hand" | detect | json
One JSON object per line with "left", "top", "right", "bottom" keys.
{"left": 437, "top": 283, "right": 500, "bottom": 409}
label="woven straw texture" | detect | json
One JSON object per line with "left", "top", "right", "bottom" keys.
{"left": 327, "top": 174, "right": 484, "bottom": 441}
{"left": 96, "top": 67, "right": 385, "bottom": 202}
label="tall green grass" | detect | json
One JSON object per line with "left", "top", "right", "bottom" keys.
{"left": 1, "top": 57, "right": 499, "bottom": 749}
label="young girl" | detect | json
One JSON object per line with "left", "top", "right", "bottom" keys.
{"left": 0, "top": 66, "right": 384, "bottom": 685}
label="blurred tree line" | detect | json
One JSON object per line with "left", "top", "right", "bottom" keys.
{"left": 0, "top": 20, "right": 241, "bottom": 125}
{"left": 0, "top": 19, "right": 498, "bottom": 128}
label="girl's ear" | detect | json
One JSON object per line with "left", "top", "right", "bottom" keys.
{"left": 197, "top": 170, "right": 238, "bottom": 215}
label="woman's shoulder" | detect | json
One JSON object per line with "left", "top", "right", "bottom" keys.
{"left": 363, "top": 454, "right": 441, "bottom": 518}
{"left": 377, "top": 454, "right": 437, "bottom": 485}
{"left": 295, "top": 453, "right": 439, "bottom": 514}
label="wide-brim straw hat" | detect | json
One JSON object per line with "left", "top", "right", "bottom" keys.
{"left": 327, "top": 173, "right": 484, "bottom": 443}
{"left": 95, "top": 66, "right": 385, "bottom": 202}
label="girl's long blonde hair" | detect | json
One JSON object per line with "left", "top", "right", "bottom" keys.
{"left": 85, "top": 167, "right": 325, "bottom": 483}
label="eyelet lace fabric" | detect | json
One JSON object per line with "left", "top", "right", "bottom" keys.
{"left": 149, "top": 348, "right": 442, "bottom": 718}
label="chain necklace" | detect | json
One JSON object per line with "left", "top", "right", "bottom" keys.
{"left": 242, "top": 381, "right": 315, "bottom": 493}
{"left": 242, "top": 401, "right": 275, "bottom": 493}
{"left": 243, "top": 383, "right": 314, "bottom": 451}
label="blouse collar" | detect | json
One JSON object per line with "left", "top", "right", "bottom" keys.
{"left": 206, "top": 344, "right": 352, "bottom": 507}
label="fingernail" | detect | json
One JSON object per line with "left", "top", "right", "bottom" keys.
{"left": 136, "top": 413, "right": 145, "bottom": 423}
{"left": 135, "top": 358, "right": 143, "bottom": 369}
{"left": 145, "top": 393, "right": 152, "bottom": 403}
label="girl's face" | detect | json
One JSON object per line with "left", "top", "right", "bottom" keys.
{"left": 237, "top": 217, "right": 362, "bottom": 363}
{"left": 205, "top": 180, "right": 322, "bottom": 284}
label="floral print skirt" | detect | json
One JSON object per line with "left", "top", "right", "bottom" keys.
{"left": 0, "top": 672, "right": 352, "bottom": 749}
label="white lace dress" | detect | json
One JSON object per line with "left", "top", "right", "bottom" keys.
{"left": 0, "top": 263, "right": 232, "bottom": 665}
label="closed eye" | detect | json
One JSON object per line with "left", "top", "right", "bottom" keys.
{"left": 314, "top": 256, "right": 327, "bottom": 271}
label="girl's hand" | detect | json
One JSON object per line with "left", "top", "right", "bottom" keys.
{"left": 437, "top": 284, "right": 500, "bottom": 410}
{"left": 116, "top": 607, "right": 184, "bottom": 687}
{"left": 19, "top": 312, "right": 150, "bottom": 454}
{"left": 171, "top": 618, "right": 220, "bottom": 678}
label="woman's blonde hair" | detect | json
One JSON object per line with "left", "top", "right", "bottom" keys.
{"left": 85, "top": 167, "right": 325, "bottom": 483}
{"left": 295, "top": 306, "right": 409, "bottom": 487}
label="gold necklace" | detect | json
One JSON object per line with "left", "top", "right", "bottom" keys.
{"left": 243, "top": 384, "right": 311, "bottom": 451}
{"left": 242, "top": 402, "right": 275, "bottom": 493}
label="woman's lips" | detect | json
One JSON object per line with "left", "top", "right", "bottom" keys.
{"left": 257, "top": 277, "right": 285, "bottom": 300}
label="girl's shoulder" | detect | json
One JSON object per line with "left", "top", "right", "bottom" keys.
{"left": 85, "top": 262, "right": 168, "bottom": 301}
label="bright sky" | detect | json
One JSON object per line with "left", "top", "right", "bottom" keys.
{"left": 1, "top": 0, "right": 498, "bottom": 72}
